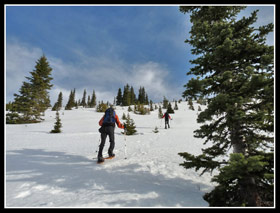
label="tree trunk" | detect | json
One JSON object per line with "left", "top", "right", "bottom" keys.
{"left": 241, "top": 177, "right": 261, "bottom": 206}
{"left": 231, "top": 124, "right": 261, "bottom": 206}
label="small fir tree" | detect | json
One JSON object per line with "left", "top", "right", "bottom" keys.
{"left": 135, "top": 103, "right": 150, "bottom": 115}
{"left": 153, "top": 126, "right": 159, "bottom": 133}
{"left": 188, "top": 99, "right": 195, "bottom": 111}
{"left": 158, "top": 106, "right": 163, "bottom": 119}
{"left": 174, "top": 101, "right": 179, "bottom": 110}
{"left": 163, "top": 96, "right": 168, "bottom": 109}
{"left": 50, "top": 111, "right": 62, "bottom": 133}
{"left": 149, "top": 100, "right": 154, "bottom": 111}
{"left": 122, "top": 112, "right": 127, "bottom": 120}
{"left": 96, "top": 101, "right": 108, "bottom": 112}
{"left": 167, "top": 102, "right": 174, "bottom": 114}
{"left": 124, "top": 113, "right": 137, "bottom": 135}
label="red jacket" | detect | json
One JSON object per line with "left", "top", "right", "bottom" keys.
{"left": 162, "top": 113, "right": 171, "bottom": 120}
{"left": 99, "top": 114, "right": 124, "bottom": 129}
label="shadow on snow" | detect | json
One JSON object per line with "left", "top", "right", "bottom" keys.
{"left": 6, "top": 148, "right": 209, "bottom": 207}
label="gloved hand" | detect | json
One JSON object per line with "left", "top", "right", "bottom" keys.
{"left": 123, "top": 123, "right": 127, "bottom": 129}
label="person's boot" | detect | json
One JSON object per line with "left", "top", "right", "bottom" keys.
{"left": 97, "top": 155, "right": 104, "bottom": 163}
{"left": 108, "top": 151, "right": 115, "bottom": 158}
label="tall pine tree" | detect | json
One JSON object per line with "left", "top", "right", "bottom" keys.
{"left": 81, "top": 89, "right": 87, "bottom": 107}
{"left": 52, "top": 92, "right": 63, "bottom": 111}
{"left": 65, "top": 89, "right": 76, "bottom": 110}
{"left": 89, "top": 89, "right": 97, "bottom": 108}
{"left": 116, "top": 88, "right": 123, "bottom": 106}
{"left": 9, "top": 55, "right": 53, "bottom": 123}
{"left": 122, "top": 84, "right": 131, "bottom": 106}
{"left": 130, "top": 86, "right": 136, "bottom": 105}
{"left": 178, "top": 6, "right": 274, "bottom": 206}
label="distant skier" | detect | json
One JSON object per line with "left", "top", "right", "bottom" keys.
{"left": 98, "top": 106, "right": 126, "bottom": 163}
{"left": 162, "top": 111, "right": 172, "bottom": 129}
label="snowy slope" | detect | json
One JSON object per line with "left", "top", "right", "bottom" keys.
{"left": 5, "top": 102, "right": 216, "bottom": 207}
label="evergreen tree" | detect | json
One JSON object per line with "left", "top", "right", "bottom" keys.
{"left": 178, "top": 6, "right": 274, "bottom": 206}
{"left": 8, "top": 55, "right": 53, "bottom": 123}
{"left": 6, "top": 101, "right": 13, "bottom": 111}
{"left": 130, "top": 86, "right": 136, "bottom": 105}
{"left": 134, "top": 102, "right": 150, "bottom": 115}
{"left": 145, "top": 94, "right": 149, "bottom": 105}
{"left": 158, "top": 105, "right": 163, "bottom": 119}
{"left": 117, "top": 85, "right": 150, "bottom": 106}
{"left": 122, "top": 112, "right": 127, "bottom": 120}
{"left": 52, "top": 92, "right": 63, "bottom": 111}
{"left": 65, "top": 90, "right": 72, "bottom": 110}
{"left": 96, "top": 101, "right": 108, "bottom": 112}
{"left": 124, "top": 113, "right": 137, "bottom": 135}
{"left": 81, "top": 89, "right": 87, "bottom": 107}
{"left": 87, "top": 95, "right": 91, "bottom": 107}
{"left": 163, "top": 96, "right": 168, "bottom": 109}
{"left": 122, "top": 84, "right": 131, "bottom": 106}
{"left": 12, "top": 81, "right": 35, "bottom": 122}
{"left": 167, "top": 102, "right": 174, "bottom": 114}
{"left": 188, "top": 98, "right": 195, "bottom": 110}
{"left": 116, "top": 88, "right": 123, "bottom": 106}
{"left": 149, "top": 100, "right": 154, "bottom": 111}
{"left": 174, "top": 101, "right": 179, "bottom": 110}
{"left": 89, "top": 89, "right": 97, "bottom": 108}
{"left": 65, "top": 89, "right": 76, "bottom": 110}
{"left": 138, "top": 87, "right": 147, "bottom": 104}
{"left": 27, "top": 55, "right": 53, "bottom": 113}
{"left": 153, "top": 126, "right": 159, "bottom": 133}
{"left": 50, "top": 111, "right": 62, "bottom": 133}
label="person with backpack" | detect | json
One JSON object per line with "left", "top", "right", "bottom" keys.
{"left": 162, "top": 111, "right": 172, "bottom": 129}
{"left": 97, "top": 106, "right": 126, "bottom": 163}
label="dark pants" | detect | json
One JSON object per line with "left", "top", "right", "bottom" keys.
{"left": 165, "top": 119, "right": 170, "bottom": 129}
{"left": 98, "top": 125, "right": 115, "bottom": 157}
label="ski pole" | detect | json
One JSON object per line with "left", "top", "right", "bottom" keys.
{"left": 96, "top": 136, "right": 101, "bottom": 154}
{"left": 124, "top": 129, "right": 127, "bottom": 159}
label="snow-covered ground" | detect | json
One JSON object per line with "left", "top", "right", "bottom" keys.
{"left": 5, "top": 101, "right": 216, "bottom": 207}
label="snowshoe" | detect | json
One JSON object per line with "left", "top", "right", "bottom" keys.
{"left": 105, "top": 153, "right": 115, "bottom": 160}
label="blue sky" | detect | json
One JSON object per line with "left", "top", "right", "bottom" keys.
{"left": 5, "top": 5, "right": 274, "bottom": 105}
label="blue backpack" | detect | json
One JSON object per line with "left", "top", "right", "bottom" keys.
{"left": 103, "top": 107, "right": 116, "bottom": 125}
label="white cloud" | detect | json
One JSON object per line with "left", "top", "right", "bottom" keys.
{"left": 6, "top": 39, "right": 43, "bottom": 102}
{"left": 6, "top": 40, "right": 181, "bottom": 106}
{"left": 129, "top": 62, "right": 171, "bottom": 100}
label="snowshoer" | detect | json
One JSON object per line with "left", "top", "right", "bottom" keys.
{"left": 162, "top": 111, "right": 172, "bottom": 129}
{"left": 97, "top": 106, "right": 125, "bottom": 163}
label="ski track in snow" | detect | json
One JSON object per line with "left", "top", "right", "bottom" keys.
{"left": 5, "top": 102, "right": 215, "bottom": 207}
